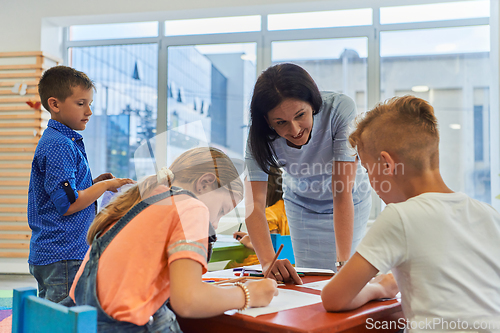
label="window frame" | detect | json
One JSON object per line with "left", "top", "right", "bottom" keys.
{"left": 63, "top": 0, "right": 498, "bottom": 215}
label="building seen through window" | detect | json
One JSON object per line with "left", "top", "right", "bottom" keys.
{"left": 70, "top": 44, "right": 158, "bottom": 180}
{"left": 67, "top": 1, "right": 495, "bottom": 208}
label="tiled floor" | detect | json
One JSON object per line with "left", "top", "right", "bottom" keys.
{"left": 0, "top": 274, "right": 37, "bottom": 291}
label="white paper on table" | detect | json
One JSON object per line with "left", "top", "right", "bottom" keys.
{"left": 298, "top": 281, "right": 403, "bottom": 297}
{"left": 225, "top": 289, "right": 322, "bottom": 317}
{"left": 202, "top": 264, "right": 262, "bottom": 279}
{"left": 202, "top": 265, "right": 335, "bottom": 280}
{"left": 294, "top": 267, "right": 335, "bottom": 275}
{"left": 297, "top": 279, "right": 330, "bottom": 291}
{"left": 237, "top": 264, "right": 262, "bottom": 271}
{"left": 202, "top": 269, "right": 236, "bottom": 279}
{"left": 216, "top": 265, "right": 335, "bottom": 275}
{"left": 202, "top": 264, "right": 261, "bottom": 279}
{"left": 215, "top": 234, "right": 241, "bottom": 244}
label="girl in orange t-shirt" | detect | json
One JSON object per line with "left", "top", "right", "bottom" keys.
{"left": 70, "top": 147, "right": 277, "bottom": 332}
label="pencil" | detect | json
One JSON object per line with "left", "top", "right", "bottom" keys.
{"left": 234, "top": 273, "right": 265, "bottom": 277}
{"left": 263, "top": 244, "right": 284, "bottom": 279}
{"left": 237, "top": 223, "right": 242, "bottom": 232}
{"left": 213, "top": 277, "right": 246, "bottom": 285}
{"left": 212, "top": 276, "right": 262, "bottom": 285}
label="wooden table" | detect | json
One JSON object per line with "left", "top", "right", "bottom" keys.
{"left": 177, "top": 276, "right": 404, "bottom": 333}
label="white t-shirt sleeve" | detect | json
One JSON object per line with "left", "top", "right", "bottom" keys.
{"left": 356, "top": 205, "right": 408, "bottom": 274}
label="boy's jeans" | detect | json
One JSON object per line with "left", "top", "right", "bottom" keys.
{"left": 29, "top": 260, "right": 82, "bottom": 307}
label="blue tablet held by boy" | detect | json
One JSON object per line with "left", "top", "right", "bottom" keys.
{"left": 27, "top": 66, "right": 133, "bottom": 306}
{"left": 321, "top": 96, "right": 500, "bottom": 330}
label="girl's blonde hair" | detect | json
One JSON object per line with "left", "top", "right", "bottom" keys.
{"left": 87, "top": 147, "right": 243, "bottom": 244}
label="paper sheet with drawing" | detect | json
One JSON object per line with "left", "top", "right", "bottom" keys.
{"left": 205, "top": 264, "right": 334, "bottom": 275}
{"left": 297, "top": 280, "right": 402, "bottom": 302}
{"left": 225, "top": 289, "right": 322, "bottom": 317}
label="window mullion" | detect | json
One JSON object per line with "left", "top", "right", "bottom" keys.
{"left": 489, "top": 0, "right": 500, "bottom": 211}
{"left": 378, "top": 17, "right": 489, "bottom": 32}
{"left": 157, "top": 28, "right": 168, "bottom": 168}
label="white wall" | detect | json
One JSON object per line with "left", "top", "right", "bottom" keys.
{"left": 490, "top": 0, "right": 500, "bottom": 211}
{"left": 2, "top": 0, "right": 491, "bottom": 56}
{"left": 0, "top": 0, "right": 344, "bottom": 57}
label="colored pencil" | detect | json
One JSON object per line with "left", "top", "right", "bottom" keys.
{"left": 212, "top": 276, "right": 263, "bottom": 285}
{"left": 234, "top": 273, "right": 265, "bottom": 277}
{"left": 263, "top": 244, "right": 284, "bottom": 279}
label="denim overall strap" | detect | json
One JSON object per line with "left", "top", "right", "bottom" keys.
{"left": 94, "top": 186, "right": 196, "bottom": 253}
{"left": 74, "top": 186, "right": 196, "bottom": 332}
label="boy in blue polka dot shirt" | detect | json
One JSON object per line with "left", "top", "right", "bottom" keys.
{"left": 28, "top": 66, "right": 134, "bottom": 306}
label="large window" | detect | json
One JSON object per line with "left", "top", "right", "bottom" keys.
{"left": 69, "top": 44, "right": 158, "bottom": 179}
{"left": 272, "top": 37, "right": 368, "bottom": 114}
{"left": 64, "top": 0, "right": 498, "bottom": 216}
{"left": 380, "top": 25, "right": 491, "bottom": 203}
{"left": 165, "top": 43, "right": 256, "bottom": 161}
{"left": 268, "top": 8, "right": 372, "bottom": 30}
{"left": 380, "top": 0, "right": 489, "bottom": 24}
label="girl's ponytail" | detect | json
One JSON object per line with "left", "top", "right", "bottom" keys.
{"left": 87, "top": 175, "right": 161, "bottom": 244}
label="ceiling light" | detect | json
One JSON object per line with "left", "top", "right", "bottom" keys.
{"left": 411, "top": 85, "right": 429, "bottom": 92}
{"left": 240, "top": 54, "right": 256, "bottom": 62}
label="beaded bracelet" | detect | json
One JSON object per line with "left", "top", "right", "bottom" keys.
{"left": 234, "top": 282, "right": 250, "bottom": 311}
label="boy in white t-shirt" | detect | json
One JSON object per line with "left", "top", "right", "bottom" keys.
{"left": 321, "top": 96, "right": 500, "bottom": 330}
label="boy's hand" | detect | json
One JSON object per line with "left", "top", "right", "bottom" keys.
{"left": 94, "top": 173, "right": 114, "bottom": 183}
{"left": 370, "top": 273, "right": 399, "bottom": 299}
{"left": 104, "top": 178, "right": 135, "bottom": 192}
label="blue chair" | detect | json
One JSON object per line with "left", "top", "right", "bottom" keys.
{"left": 12, "top": 287, "right": 97, "bottom": 333}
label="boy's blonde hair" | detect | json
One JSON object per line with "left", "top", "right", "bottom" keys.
{"left": 349, "top": 95, "right": 440, "bottom": 171}
{"left": 87, "top": 147, "right": 243, "bottom": 244}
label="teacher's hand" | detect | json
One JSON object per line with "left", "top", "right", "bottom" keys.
{"left": 263, "top": 259, "right": 303, "bottom": 285}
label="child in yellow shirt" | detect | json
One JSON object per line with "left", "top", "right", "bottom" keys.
{"left": 228, "top": 167, "right": 288, "bottom": 267}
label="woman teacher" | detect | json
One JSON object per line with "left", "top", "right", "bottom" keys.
{"left": 245, "top": 63, "right": 372, "bottom": 283}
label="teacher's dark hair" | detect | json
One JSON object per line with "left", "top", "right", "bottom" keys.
{"left": 249, "top": 63, "right": 322, "bottom": 174}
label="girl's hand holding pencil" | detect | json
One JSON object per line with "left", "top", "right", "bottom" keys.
{"left": 209, "top": 276, "right": 278, "bottom": 309}
{"left": 244, "top": 279, "right": 279, "bottom": 308}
